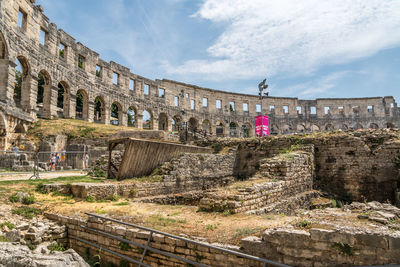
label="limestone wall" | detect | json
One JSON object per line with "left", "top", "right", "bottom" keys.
{"left": 45, "top": 213, "right": 264, "bottom": 267}
{"left": 241, "top": 227, "right": 400, "bottom": 267}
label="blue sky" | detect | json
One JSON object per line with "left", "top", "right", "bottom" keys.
{"left": 37, "top": 0, "right": 400, "bottom": 102}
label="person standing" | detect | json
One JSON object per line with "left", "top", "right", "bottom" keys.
{"left": 84, "top": 152, "right": 89, "bottom": 169}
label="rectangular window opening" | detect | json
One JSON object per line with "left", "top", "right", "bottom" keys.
{"left": 144, "top": 84, "right": 149, "bottom": 95}
{"left": 96, "top": 65, "right": 101, "bottom": 77}
{"left": 256, "top": 104, "right": 261, "bottom": 113}
{"left": 40, "top": 28, "right": 48, "bottom": 46}
{"left": 270, "top": 105, "right": 275, "bottom": 111}
{"left": 59, "top": 43, "right": 65, "bottom": 58}
{"left": 203, "top": 97, "right": 208, "bottom": 107}
{"left": 243, "top": 103, "right": 248, "bottom": 112}
{"left": 310, "top": 106, "right": 316, "bottom": 115}
{"left": 190, "top": 99, "right": 195, "bottom": 110}
{"left": 353, "top": 106, "right": 360, "bottom": 114}
{"left": 112, "top": 72, "right": 119, "bottom": 85}
{"left": 229, "top": 101, "right": 235, "bottom": 111}
{"left": 185, "top": 93, "right": 189, "bottom": 98}
{"left": 17, "top": 9, "right": 27, "bottom": 30}
{"left": 324, "top": 106, "right": 330, "bottom": 115}
{"left": 368, "top": 105, "right": 374, "bottom": 113}
{"left": 390, "top": 103, "right": 394, "bottom": 108}
{"left": 296, "top": 106, "right": 302, "bottom": 114}
{"left": 283, "top": 105, "right": 289, "bottom": 114}
{"left": 129, "top": 79, "right": 135, "bottom": 91}
{"left": 216, "top": 100, "right": 222, "bottom": 109}
{"left": 78, "top": 55, "right": 85, "bottom": 69}
{"left": 174, "top": 96, "right": 179, "bottom": 106}
{"left": 158, "top": 88, "right": 165, "bottom": 98}
{"left": 338, "top": 106, "right": 344, "bottom": 114}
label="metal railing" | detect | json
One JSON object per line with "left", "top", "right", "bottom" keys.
{"left": 0, "top": 150, "right": 90, "bottom": 179}
{"left": 81, "top": 213, "right": 291, "bottom": 267}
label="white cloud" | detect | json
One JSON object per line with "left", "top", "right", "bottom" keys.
{"left": 168, "top": 0, "right": 400, "bottom": 80}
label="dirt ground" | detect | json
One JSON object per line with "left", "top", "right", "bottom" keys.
{"left": 0, "top": 170, "right": 87, "bottom": 181}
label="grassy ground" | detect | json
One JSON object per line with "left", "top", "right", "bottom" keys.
{"left": 26, "top": 118, "right": 142, "bottom": 145}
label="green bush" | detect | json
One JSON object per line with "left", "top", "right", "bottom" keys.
{"left": 35, "top": 183, "right": 47, "bottom": 194}
{"left": 297, "top": 220, "right": 311, "bottom": 228}
{"left": 22, "top": 194, "right": 35, "bottom": 205}
{"left": 85, "top": 195, "right": 95, "bottom": 202}
{"left": 12, "top": 207, "right": 41, "bottom": 219}
{"left": 0, "top": 222, "right": 15, "bottom": 230}
{"left": 9, "top": 193, "right": 19, "bottom": 203}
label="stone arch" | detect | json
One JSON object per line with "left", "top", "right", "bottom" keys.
{"left": 325, "top": 124, "right": 334, "bottom": 131}
{"left": 229, "top": 122, "right": 239, "bottom": 137}
{"left": 354, "top": 123, "right": 363, "bottom": 130}
{"left": 14, "top": 122, "right": 26, "bottom": 133}
{"left": 158, "top": 112, "right": 169, "bottom": 131}
{"left": 242, "top": 123, "right": 252, "bottom": 137}
{"left": 127, "top": 106, "right": 137, "bottom": 127}
{"left": 310, "top": 124, "right": 320, "bottom": 132}
{"left": 14, "top": 56, "right": 31, "bottom": 109}
{"left": 188, "top": 117, "right": 199, "bottom": 132}
{"left": 75, "top": 89, "right": 88, "bottom": 120}
{"left": 216, "top": 121, "right": 225, "bottom": 137}
{"left": 201, "top": 119, "right": 212, "bottom": 134}
{"left": 270, "top": 124, "right": 280, "bottom": 135}
{"left": 172, "top": 115, "right": 182, "bottom": 132}
{"left": 369, "top": 123, "right": 379, "bottom": 129}
{"left": 143, "top": 109, "right": 153, "bottom": 129}
{"left": 296, "top": 124, "right": 306, "bottom": 133}
{"left": 37, "top": 70, "right": 50, "bottom": 105}
{"left": 57, "top": 81, "right": 70, "bottom": 118}
{"left": 386, "top": 122, "right": 395, "bottom": 129}
{"left": 94, "top": 96, "right": 106, "bottom": 123}
{"left": 111, "top": 101, "right": 122, "bottom": 125}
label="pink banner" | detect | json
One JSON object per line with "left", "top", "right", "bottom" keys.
{"left": 255, "top": 115, "right": 269, "bottom": 137}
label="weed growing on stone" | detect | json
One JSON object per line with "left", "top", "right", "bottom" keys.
{"left": 297, "top": 220, "right": 311, "bottom": 228}
{"left": 118, "top": 241, "right": 132, "bottom": 251}
{"left": 0, "top": 236, "right": 10, "bottom": 242}
{"left": 12, "top": 207, "right": 41, "bottom": 219}
{"left": 0, "top": 221, "right": 15, "bottom": 230}
{"left": 332, "top": 242, "right": 354, "bottom": 256}
{"left": 35, "top": 183, "right": 47, "bottom": 194}
{"left": 48, "top": 242, "right": 66, "bottom": 252}
{"left": 85, "top": 195, "right": 95, "bottom": 202}
{"left": 107, "top": 194, "right": 120, "bottom": 202}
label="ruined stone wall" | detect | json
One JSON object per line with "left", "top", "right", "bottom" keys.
{"left": 241, "top": 226, "right": 400, "bottom": 267}
{"left": 45, "top": 213, "right": 263, "bottom": 267}
{"left": 0, "top": 0, "right": 399, "bottom": 149}
{"left": 198, "top": 151, "right": 316, "bottom": 214}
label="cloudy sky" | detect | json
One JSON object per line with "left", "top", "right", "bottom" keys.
{"left": 36, "top": 0, "right": 400, "bottom": 102}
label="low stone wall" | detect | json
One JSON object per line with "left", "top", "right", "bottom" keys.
{"left": 0, "top": 153, "right": 34, "bottom": 171}
{"left": 45, "top": 213, "right": 265, "bottom": 267}
{"left": 199, "top": 151, "right": 315, "bottom": 214}
{"left": 241, "top": 226, "right": 400, "bottom": 266}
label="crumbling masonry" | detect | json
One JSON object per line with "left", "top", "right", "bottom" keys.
{"left": 0, "top": 0, "right": 400, "bottom": 149}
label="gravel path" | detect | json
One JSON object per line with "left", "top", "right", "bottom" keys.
{"left": 0, "top": 171, "right": 87, "bottom": 181}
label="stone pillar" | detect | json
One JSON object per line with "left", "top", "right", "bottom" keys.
{"left": 136, "top": 114, "right": 143, "bottom": 129}
{"left": 120, "top": 110, "right": 128, "bottom": 126}
{"left": 68, "top": 94, "right": 76, "bottom": 119}
{"left": 21, "top": 75, "right": 37, "bottom": 112}
{"left": 87, "top": 100, "right": 94, "bottom": 122}
{"left": 104, "top": 105, "right": 110, "bottom": 125}
{"left": 153, "top": 117, "right": 159, "bottom": 130}
{"left": 42, "top": 84, "right": 58, "bottom": 119}
{"left": 168, "top": 118, "right": 173, "bottom": 132}
{"left": 0, "top": 59, "right": 15, "bottom": 104}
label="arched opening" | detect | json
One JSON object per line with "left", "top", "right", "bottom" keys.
{"left": 229, "top": 122, "right": 238, "bottom": 137}
{"left": 242, "top": 123, "right": 252, "bottom": 137}
{"left": 127, "top": 106, "right": 137, "bottom": 127}
{"left": 340, "top": 124, "right": 348, "bottom": 131}
{"left": 369, "top": 123, "right": 379, "bottom": 130}
{"left": 310, "top": 124, "right": 320, "bottom": 132}
{"left": 143, "top": 110, "right": 153, "bottom": 129}
{"left": 216, "top": 121, "right": 225, "bottom": 137}
{"left": 270, "top": 124, "right": 280, "bottom": 135}
{"left": 354, "top": 123, "right": 363, "bottom": 130}
{"left": 111, "top": 102, "right": 122, "bottom": 125}
{"left": 75, "top": 89, "right": 88, "bottom": 120}
{"left": 94, "top": 96, "right": 105, "bottom": 123}
{"left": 14, "top": 122, "right": 26, "bottom": 133}
{"left": 172, "top": 115, "right": 182, "bottom": 132}
{"left": 57, "top": 81, "right": 70, "bottom": 118}
{"left": 282, "top": 125, "right": 290, "bottom": 134}
{"left": 325, "top": 124, "right": 334, "bottom": 131}
{"left": 14, "top": 57, "right": 30, "bottom": 108}
{"left": 188, "top": 117, "right": 198, "bottom": 133}
{"left": 297, "top": 124, "right": 306, "bottom": 133}
{"left": 387, "top": 123, "right": 395, "bottom": 129}
{"left": 158, "top": 113, "right": 169, "bottom": 131}
{"left": 202, "top": 120, "right": 211, "bottom": 135}
{"left": 37, "top": 70, "right": 50, "bottom": 105}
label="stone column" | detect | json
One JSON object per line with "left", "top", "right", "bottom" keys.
{"left": 87, "top": 100, "right": 94, "bottom": 122}
{"left": 21, "top": 75, "right": 37, "bottom": 113}
{"left": 42, "top": 84, "right": 58, "bottom": 119}
{"left": 68, "top": 94, "right": 76, "bottom": 119}
{"left": 0, "top": 59, "right": 15, "bottom": 104}
{"left": 104, "top": 105, "right": 110, "bottom": 125}
{"left": 120, "top": 110, "right": 128, "bottom": 126}
{"left": 168, "top": 118, "right": 173, "bottom": 132}
{"left": 136, "top": 114, "right": 143, "bottom": 129}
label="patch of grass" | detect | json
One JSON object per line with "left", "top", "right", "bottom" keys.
{"left": 129, "top": 188, "right": 137, "bottom": 198}
{"left": 52, "top": 191, "right": 67, "bottom": 197}
{"left": 0, "top": 222, "right": 15, "bottom": 230}
{"left": 9, "top": 193, "right": 19, "bottom": 203}
{"left": 22, "top": 194, "right": 35, "bottom": 205}
{"left": 297, "top": 220, "right": 311, "bottom": 228}
{"left": 12, "top": 207, "right": 41, "bottom": 219}
{"left": 147, "top": 214, "right": 187, "bottom": 227}
{"left": 205, "top": 224, "right": 219, "bottom": 231}
{"left": 0, "top": 236, "right": 10, "bottom": 242}
{"left": 118, "top": 241, "right": 132, "bottom": 251}
{"left": 48, "top": 242, "right": 66, "bottom": 252}
{"left": 35, "top": 183, "right": 47, "bottom": 194}
{"left": 113, "top": 201, "right": 130, "bottom": 206}
{"left": 0, "top": 175, "right": 103, "bottom": 187}
{"left": 233, "top": 227, "right": 262, "bottom": 238}
{"left": 107, "top": 194, "right": 120, "bottom": 202}
{"left": 332, "top": 242, "right": 354, "bottom": 256}
{"left": 85, "top": 195, "right": 95, "bottom": 202}
{"left": 96, "top": 209, "right": 106, "bottom": 215}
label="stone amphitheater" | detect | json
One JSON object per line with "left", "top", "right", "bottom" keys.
{"left": 0, "top": 0, "right": 399, "bottom": 150}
